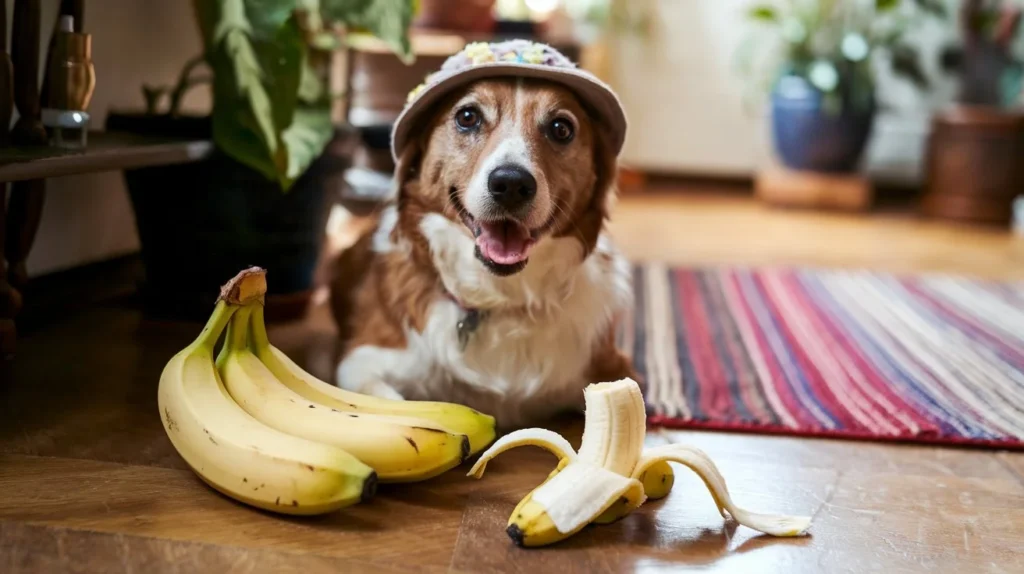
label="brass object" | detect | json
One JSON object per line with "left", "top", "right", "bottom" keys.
{"left": 41, "top": 15, "right": 94, "bottom": 148}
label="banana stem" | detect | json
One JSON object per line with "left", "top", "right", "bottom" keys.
{"left": 217, "top": 305, "right": 253, "bottom": 367}
{"left": 248, "top": 304, "right": 272, "bottom": 354}
{"left": 193, "top": 301, "right": 237, "bottom": 352}
{"left": 229, "top": 306, "right": 253, "bottom": 352}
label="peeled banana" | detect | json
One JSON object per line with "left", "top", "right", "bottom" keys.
{"left": 157, "top": 269, "right": 377, "bottom": 515}
{"left": 246, "top": 304, "right": 496, "bottom": 454}
{"left": 218, "top": 304, "right": 472, "bottom": 483}
{"left": 469, "top": 378, "right": 813, "bottom": 547}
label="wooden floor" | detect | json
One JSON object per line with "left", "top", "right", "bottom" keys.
{"left": 3, "top": 192, "right": 1023, "bottom": 573}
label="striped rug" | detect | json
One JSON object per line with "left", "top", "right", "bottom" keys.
{"left": 620, "top": 265, "right": 1024, "bottom": 449}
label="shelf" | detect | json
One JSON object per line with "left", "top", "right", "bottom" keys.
{"left": 0, "top": 131, "right": 214, "bottom": 183}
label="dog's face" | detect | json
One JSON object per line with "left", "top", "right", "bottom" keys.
{"left": 397, "top": 78, "right": 615, "bottom": 277}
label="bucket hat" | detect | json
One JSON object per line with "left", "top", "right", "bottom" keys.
{"left": 391, "top": 39, "right": 628, "bottom": 161}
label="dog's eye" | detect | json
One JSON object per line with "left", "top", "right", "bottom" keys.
{"left": 549, "top": 118, "right": 575, "bottom": 143}
{"left": 455, "top": 106, "right": 482, "bottom": 131}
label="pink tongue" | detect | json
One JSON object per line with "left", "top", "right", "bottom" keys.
{"left": 476, "top": 221, "right": 533, "bottom": 265}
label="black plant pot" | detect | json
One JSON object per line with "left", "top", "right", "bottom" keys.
{"left": 107, "top": 112, "right": 347, "bottom": 322}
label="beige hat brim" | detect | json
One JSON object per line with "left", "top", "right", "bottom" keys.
{"left": 390, "top": 62, "right": 628, "bottom": 161}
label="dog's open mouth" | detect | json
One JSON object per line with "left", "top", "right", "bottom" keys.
{"left": 476, "top": 219, "right": 536, "bottom": 266}
{"left": 450, "top": 187, "right": 538, "bottom": 276}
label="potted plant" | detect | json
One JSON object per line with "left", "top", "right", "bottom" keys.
{"left": 107, "top": 0, "right": 414, "bottom": 321}
{"left": 737, "top": 0, "right": 946, "bottom": 173}
{"left": 921, "top": 0, "right": 1024, "bottom": 226}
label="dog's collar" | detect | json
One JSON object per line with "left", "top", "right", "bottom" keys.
{"left": 442, "top": 290, "right": 489, "bottom": 351}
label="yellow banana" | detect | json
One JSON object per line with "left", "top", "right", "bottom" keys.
{"left": 218, "top": 303, "right": 471, "bottom": 482}
{"left": 157, "top": 269, "right": 376, "bottom": 515}
{"left": 247, "top": 305, "right": 496, "bottom": 454}
{"left": 469, "top": 378, "right": 812, "bottom": 547}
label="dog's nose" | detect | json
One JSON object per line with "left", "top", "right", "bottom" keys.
{"left": 487, "top": 164, "right": 537, "bottom": 209}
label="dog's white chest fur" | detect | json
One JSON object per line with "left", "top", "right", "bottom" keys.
{"left": 336, "top": 208, "right": 632, "bottom": 426}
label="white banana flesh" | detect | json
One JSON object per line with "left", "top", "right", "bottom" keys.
{"left": 157, "top": 299, "right": 376, "bottom": 515}
{"left": 468, "top": 428, "right": 576, "bottom": 478}
{"left": 469, "top": 378, "right": 813, "bottom": 547}
{"left": 529, "top": 464, "right": 642, "bottom": 533}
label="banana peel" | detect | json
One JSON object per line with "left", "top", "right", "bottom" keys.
{"left": 468, "top": 378, "right": 812, "bottom": 547}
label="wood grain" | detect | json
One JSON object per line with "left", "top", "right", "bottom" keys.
{"left": 0, "top": 520, "right": 413, "bottom": 574}
{"left": 2, "top": 192, "right": 1023, "bottom": 572}
{"left": 606, "top": 192, "right": 1024, "bottom": 281}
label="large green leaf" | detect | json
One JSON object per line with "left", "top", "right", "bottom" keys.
{"left": 243, "top": 0, "right": 298, "bottom": 39}
{"left": 211, "top": 26, "right": 280, "bottom": 179}
{"left": 279, "top": 105, "right": 334, "bottom": 187}
{"left": 322, "top": 0, "right": 413, "bottom": 59}
{"left": 255, "top": 16, "right": 304, "bottom": 133}
{"left": 195, "top": 0, "right": 412, "bottom": 190}
{"left": 297, "top": 54, "right": 325, "bottom": 103}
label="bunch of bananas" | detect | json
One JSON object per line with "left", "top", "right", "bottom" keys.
{"left": 158, "top": 267, "right": 496, "bottom": 515}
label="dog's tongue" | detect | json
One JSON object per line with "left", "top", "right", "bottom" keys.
{"left": 476, "top": 220, "right": 533, "bottom": 265}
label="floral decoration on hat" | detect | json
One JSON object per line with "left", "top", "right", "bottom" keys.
{"left": 406, "top": 40, "right": 577, "bottom": 103}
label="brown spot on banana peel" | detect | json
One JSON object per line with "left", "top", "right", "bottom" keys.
{"left": 412, "top": 426, "right": 448, "bottom": 434}
{"left": 164, "top": 408, "right": 178, "bottom": 432}
{"left": 404, "top": 437, "right": 419, "bottom": 453}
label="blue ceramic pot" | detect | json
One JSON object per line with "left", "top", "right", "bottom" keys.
{"left": 770, "top": 75, "right": 875, "bottom": 173}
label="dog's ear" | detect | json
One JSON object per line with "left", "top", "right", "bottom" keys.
{"left": 391, "top": 139, "right": 423, "bottom": 209}
{"left": 575, "top": 128, "right": 618, "bottom": 256}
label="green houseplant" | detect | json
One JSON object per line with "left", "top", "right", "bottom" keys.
{"left": 108, "top": 0, "right": 414, "bottom": 321}
{"left": 737, "top": 0, "right": 945, "bottom": 172}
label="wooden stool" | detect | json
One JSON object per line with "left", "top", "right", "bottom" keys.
{"left": 755, "top": 164, "right": 873, "bottom": 211}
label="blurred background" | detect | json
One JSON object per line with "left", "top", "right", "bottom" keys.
{"left": 1, "top": 0, "right": 1023, "bottom": 332}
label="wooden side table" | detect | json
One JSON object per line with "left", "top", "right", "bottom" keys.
{"left": 0, "top": 0, "right": 214, "bottom": 362}
{"left": 0, "top": 133, "right": 215, "bottom": 360}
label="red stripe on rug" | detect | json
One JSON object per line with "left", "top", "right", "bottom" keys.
{"left": 675, "top": 269, "right": 736, "bottom": 421}
{"left": 634, "top": 265, "right": 1024, "bottom": 450}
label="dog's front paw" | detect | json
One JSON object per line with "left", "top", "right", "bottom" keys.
{"left": 362, "top": 380, "right": 405, "bottom": 401}
{"left": 335, "top": 351, "right": 406, "bottom": 400}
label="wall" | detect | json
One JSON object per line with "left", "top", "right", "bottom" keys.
{"left": 7, "top": 0, "right": 210, "bottom": 277}
{"left": 608, "top": 0, "right": 958, "bottom": 185}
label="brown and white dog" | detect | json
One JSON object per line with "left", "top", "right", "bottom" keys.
{"left": 329, "top": 74, "right": 637, "bottom": 428}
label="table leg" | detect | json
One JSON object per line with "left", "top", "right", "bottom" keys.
{"left": 0, "top": 184, "right": 22, "bottom": 361}
{"left": 5, "top": 179, "right": 45, "bottom": 290}
{"left": 11, "top": 0, "right": 46, "bottom": 145}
